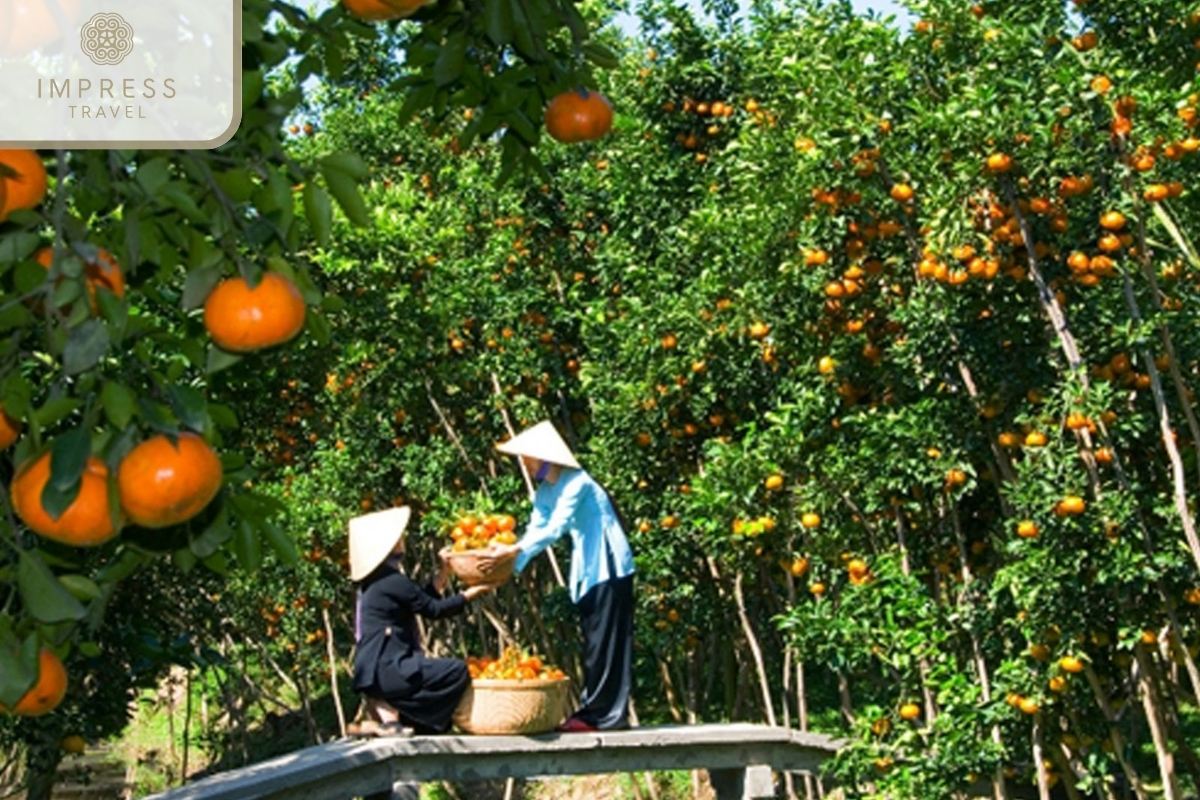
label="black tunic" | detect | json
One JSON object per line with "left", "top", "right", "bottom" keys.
{"left": 352, "top": 567, "right": 470, "bottom": 733}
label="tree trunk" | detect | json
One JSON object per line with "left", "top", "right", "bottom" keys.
{"left": 1134, "top": 646, "right": 1180, "bottom": 800}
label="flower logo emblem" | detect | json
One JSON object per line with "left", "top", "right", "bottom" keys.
{"left": 80, "top": 13, "right": 134, "bottom": 66}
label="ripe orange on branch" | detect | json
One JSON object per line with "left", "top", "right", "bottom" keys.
{"left": 0, "top": 404, "right": 21, "bottom": 450}
{"left": 341, "top": 0, "right": 432, "bottom": 21}
{"left": 204, "top": 272, "right": 307, "bottom": 353}
{"left": 0, "top": 649, "right": 68, "bottom": 716}
{"left": 544, "top": 89, "right": 614, "bottom": 144}
{"left": 11, "top": 453, "right": 120, "bottom": 547}
{"left": 117, "top": 433, "right": 224, "bottom": 528}
{"left": 0, "top": 149, "right": 48, "bottom": 220}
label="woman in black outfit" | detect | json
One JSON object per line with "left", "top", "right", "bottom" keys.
{"left": 348, "top": 506, "right": 492, "bottom": 734}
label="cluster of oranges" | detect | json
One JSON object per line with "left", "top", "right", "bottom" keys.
{"left": 10, "top": 432, "right": 224, "bottom": 549}
{"left": 449, "top": 512, "right": 518, "bottom": 551}
{"left": 467, "top": 646, "right": 565, "bottom": 681}
{"left": 1, "top": 150, "right": 306, "bottom": 355}
{"left": 731, "top": 515, "right": 776, "bottom": 538}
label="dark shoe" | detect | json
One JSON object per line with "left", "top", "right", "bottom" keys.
{"left": 555, "top": 717, "right": 598, "bottom": 733}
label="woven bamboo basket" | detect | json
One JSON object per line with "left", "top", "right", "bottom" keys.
{"left": 440, "top": 547, "right": 515, "bottom": 587}
{"left": 452, "top": 677, "right": 569, "bottom": 735}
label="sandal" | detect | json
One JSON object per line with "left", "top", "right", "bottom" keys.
{"left": 347, "top": 719, "right": 414, "bottom": 738}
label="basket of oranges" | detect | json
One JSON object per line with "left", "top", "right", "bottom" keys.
{"left": 453, "top": 646, "right": 570, "bottom": 734}
{"left": 439, "top": 512, "right": 519, "bottom": 587}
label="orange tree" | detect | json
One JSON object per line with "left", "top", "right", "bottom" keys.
{"left": 205, "top": 0, "right": 1200, "bottom": 797}
{"left": 0, "top": 0, "right": 616, "bottom": 794}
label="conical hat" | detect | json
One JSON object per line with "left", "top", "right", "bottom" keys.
{"left": 495, "top": 421, "right": 580, "bottom": 469}
{"left": 348, "top": 506, "right": 411, "bottom": 581}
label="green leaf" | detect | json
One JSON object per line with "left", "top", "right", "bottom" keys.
{"left": 319, "top": 152, "right": 371, "bottom": 181}
{"left": 322, "top": 169, "right": 371, "bottom": 227}
{"left": 100, "top": 381, "right": 136, "bottom": 429}
{"left": 434, "top": 32, "right": 468, "bottom": 87}
{"left": 59, "top": 574, "right": 102, "bottom": 602}
{"left": 0, "top": 303, "right": 33, "bottom": 332}
{"left": 241, "top": 69, "right": 265, "bottom": 113}
{"left": 173, "top": 548, "right": 197, "bottom": 573}
{"left": 95, "top": 549, "right": 146, "bottom": 583}
{"left": 214, "top": 169, "right": 256, "bottom": 204}
{"left": 48, "top": 428, "right": 90, "bottom": 492}
{"left": 33, "top": 397, "right": 82, "bottom": 428}
{"left": 208, "top": 403, "right": 239, "bottom": 429}
{"left": 306, "top": 309, "right": 331, "bottom": 345}
{"left": 136, "top": 158, "right": 172, "bottom": 196}
{"left": 1, "top": 373, "right": 32, "bottom": 418}
{"left": 63, "top": 319, "right": 110, "bottom": 375}
{"left": 261, "top": 521, "right": 299, "bottom": 566}
{"left": 0, "top": 633, "right": 39, "bottom": 708}
{"left": 205, "top": 346, "right": 243, "bottom": 375}
{"left": 581, "top": 41, "right": 620, "bottom": 70}
{"left": 485, "top": 0, "right": 515, "bottom": 45}
{"left": 18, "top": 550, "right": 87, "bottom": 623}
{"left": 191, "top": 505, "right": 232, "bottom": 559}
{"left": 303, "top": 182, "right": 333, "bottom": 248}
{"left": 232, "top": 519, "right": 262, "bottom": 572}
{"left": 182, "top": 264, "right": 224, "bottom": 312}
{"left": 168, "top": 386, "right": 208, "bottom": 433}
{"left": 0, "top": 232, "right": 41, "bottom": 265}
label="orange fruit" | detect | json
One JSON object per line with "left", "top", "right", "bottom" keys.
{"left": 1016, "top": 520, "right": 1039, "bottom": 539}
{"left": 889, "top": 183, "right": 914, "bottom": 202}
{"left": 204, "top": 272, "right": 307, "bottom": 353}
{"left": 341, "top": 0, "right": 431, "bottom": 20}
{"left": 35, "top": 247, "right": 125, "bottom": 308}
{"left": 1055, "top": 495, "right": 1086, "bottom": 516}
{"left": 544, "top": 89, "right": 614, "bottom": 144}
{"left": 1018, "top": 697, "right": 1040, "bottom": 715}
{"left": 817, "top": 356, "right": 836, "bottom": 375}
{"left": 748, "top": 322, "right": 771, "bottom": 339}
{"left": 1024, "top": 431, "right": 1048, "bottom": 447}
{"left": 1059, "top": 655, "right": 1085, "bottom": 673}
{"left": 0, "top": 404, "right": 21, "bottom": 449}
{"left": 0, "top": 149, "right": 48, "bottom": 219}
{"left": 497, "top": 514, "right": 516, "bottom": 532}
{"left": 985, "top": 152, "right": 1013, "bottom": 173}
{"left": 60, "top": 734, "right": 86, "bottom": 754}
{"left": 12, "top": 453, "right": 119, "bottom": 546}
{"left": 1028, "top": 643, "right": 1051, "bottom": 661}
{"left": 0, "top": 0, "right": 82, "bottom": 57}
{"left": 1099, "top": 210, "right": 1126, "bottom": 231}
{"left": 764, "top": 474, "right": 784, "bottom": 491}
{"left": 0, "top": 649, "right": 68, "bottom": 716}
{"left": 117, "top": 433, "right": 224, "bottom": 528}
{"left": 801, "top": 512, "right": 821, "bottom": 529}
{"left": 788, "top": 557, "right": 809, "bottom": 577}
{"left": 899, "top": 703, "right": 921, "bottom": 720}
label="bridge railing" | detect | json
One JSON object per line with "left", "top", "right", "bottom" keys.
{"left": 141, "top": 723, "right": 844, "bottom": 800}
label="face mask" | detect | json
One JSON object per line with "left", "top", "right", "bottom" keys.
{"left": 535, "top": 461, "right": 551, "bottom": 481}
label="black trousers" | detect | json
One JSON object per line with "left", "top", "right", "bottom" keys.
{"left": 376, "top": 656, "right": 470, "bottom": 734}
{"left": 573, "top": 573, "right": 634, "bottom": 729}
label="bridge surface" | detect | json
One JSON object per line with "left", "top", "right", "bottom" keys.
{"left": 141, "top": 723, "right": 843, "bottom": 800}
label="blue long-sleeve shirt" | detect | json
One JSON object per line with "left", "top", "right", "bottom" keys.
{"left": 514, "top": 468, "right": 635, "bottom": 603}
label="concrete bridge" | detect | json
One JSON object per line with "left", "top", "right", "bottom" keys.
{"left": 141, "top": 723, "right": 843, "bottom": 800}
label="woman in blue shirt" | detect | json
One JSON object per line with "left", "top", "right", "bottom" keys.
{"left": 482, "top": 421, "right": 635, "bottom": 732}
